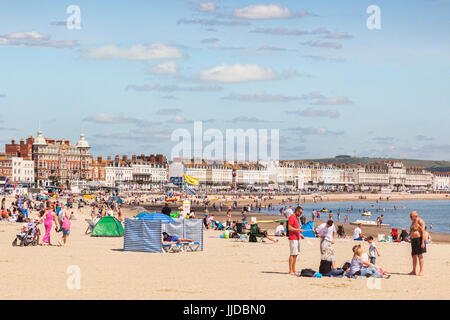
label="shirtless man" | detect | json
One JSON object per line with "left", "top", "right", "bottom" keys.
{"left": 409, "top": 211, "right": 426, "bottom": 276}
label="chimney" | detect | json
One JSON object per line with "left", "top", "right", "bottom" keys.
{"left": 122, "top": 155, "right": 128, "bottom": 161}
{"left": 107, "top": 156, "right": 111, "bottom": 161}
{"left": 11, "top": 139, "right": 15, "bottom": 144}
{"left": 97, "top": 156, "right": 102, "bottom": 162}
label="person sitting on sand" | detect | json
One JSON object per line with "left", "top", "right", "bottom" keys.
{"left": 399, "top": 229, "right": 409, "bottom": 242}
{"left": 162, "top": 232, "right": 194, "bottom": 244}
{"left": 274, "top": 222, "right": 286, "bottom": 236}
{"left": 349, "top": 245, "right": 389, "bottom": 278}
{"left": 256, "top": 226, "right": 278, "bottom": 243}
{"left": 353, "top": 223, "right": 365, "bottom": 241}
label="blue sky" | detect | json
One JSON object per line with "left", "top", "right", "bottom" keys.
{"left": 0, "top": 0, "right": 449, "bottom": 160}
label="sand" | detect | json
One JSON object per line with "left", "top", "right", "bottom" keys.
{"left": 0, "top": 203, "right": 449, "bottom": 300}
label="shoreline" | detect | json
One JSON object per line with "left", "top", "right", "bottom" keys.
{"left": 132, "top": 206, "right": 450, "bottom": 243}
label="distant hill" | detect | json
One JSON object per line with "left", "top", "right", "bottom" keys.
{"left": 298, "top": 157, "right": 450, "bottom": 172}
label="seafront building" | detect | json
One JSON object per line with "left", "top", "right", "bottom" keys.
{"left": 5, "top": 131, "right": 91, "bottom": 187}
{"left": 433, "top": 172, "right": 450, "bottom": 191}
{"left": 0, "top": 131, "right": 446, "bottom": 192}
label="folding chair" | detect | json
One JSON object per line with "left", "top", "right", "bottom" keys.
{"left": 85, "top": 219, "right": 96, "bottom": 234}
{"left": 234, "top": 223, "right": 248, "bottom": 242}
{"left": 248, "top": 224, "right": 265, "bottom": 243}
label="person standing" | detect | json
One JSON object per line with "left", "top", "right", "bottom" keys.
{"left": 315, "top": 220, "right": 337, "bottom": 268}
{"left": 409, "top": 211, "right": 426, "bottom": 276}
{"left": 367, "top": 236, "right": 380, "bottom": 264}
{"left": 58, "top": 210, "right": 71, "bottom": 246}
{"left": 40, "top": 206, "right": 58, "bottom": 246}
{"left": 288, "top": 206, "right": 305, "bottom": 275}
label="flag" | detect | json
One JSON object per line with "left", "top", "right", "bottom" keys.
{"left": 183, "top": 174, "right": 199, "bottom": 186}
{"left": 13, "top": 180, "right": 18, "bottom": 191}
{"left": 3, "top": 178, "right": 9, "bottom": 191}
{"left": 186, "top": 187, "right": 196, "bottom": 195}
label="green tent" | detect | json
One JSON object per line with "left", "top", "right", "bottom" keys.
{"left": 92, "top": 216, "right": 124, "bottom": 237}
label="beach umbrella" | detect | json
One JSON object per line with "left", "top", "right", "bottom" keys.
{"left": 136, "top": 212, "right": 175, "bottom": 224}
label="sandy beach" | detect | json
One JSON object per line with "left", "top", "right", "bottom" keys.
{"left": 0, "top": 200, "right": 449, "bottom": 300}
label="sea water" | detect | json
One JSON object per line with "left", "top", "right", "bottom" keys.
{"left": 257, "top": 200, "right": 450, "bottom": 234}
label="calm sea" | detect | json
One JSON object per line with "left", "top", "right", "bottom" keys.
{"left": 257, "top": 200, "right": 450, "bottom": 234}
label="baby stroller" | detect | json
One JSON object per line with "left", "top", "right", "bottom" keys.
{"left": 337, "top": 225, "right": 345, "bottom": 238}
{"left": 12, "top": 222, "right": 39, "bottom": 247}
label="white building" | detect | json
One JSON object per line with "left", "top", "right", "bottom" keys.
{"left": 12, "top": 157, "right": 35, "bottom": 184}
{"left": 105, "top": 162, "right": 133, "bottom": 189}
{"left": 432, "top": 172, "right": 450, "bottom": 191}
{"left": 131, "top": 162, "right": 167, "bottom": 189}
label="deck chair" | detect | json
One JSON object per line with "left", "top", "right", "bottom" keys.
{"left": 234, "top": 222, "right": 248, "bottom": 242}
{"left": 85, "top": 219, "right": 96, "bottom": 234}
{"left": 162, "top": 243, "right": 183, "bottom": 253}
{"left": 182, "top": 242, "right": 201, "bottom": 252}
{"left": 248, "top": 224, "right": 264, "bottom": 242}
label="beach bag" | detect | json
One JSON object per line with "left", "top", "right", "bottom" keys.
{"left": 300, "top": 268, "right": 316, "bottom": 277}
{"left": 319, "top": 260, "right": 332, "bottom": 275}
{"left": 249, "top": 233, "right": 257, "bottom": 242}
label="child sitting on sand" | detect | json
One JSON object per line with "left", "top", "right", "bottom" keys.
{"left": 349, "top": 245, "right": 390, "bottom": 279}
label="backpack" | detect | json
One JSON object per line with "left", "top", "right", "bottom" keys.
{"left": 300, "top": 268, "right": 317, "bottom": 277}
{"left": 249, "top": 233, "right": 257, "bottom": 242}
{"left": 319, "top": 260, "right": 332, "bottom": 275}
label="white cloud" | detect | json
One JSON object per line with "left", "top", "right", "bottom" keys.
{"left": 233, "top": 4, "right": 292, "bottom": 19}
{"left": 200, "top": 64, "right": 277, "bottom": 82}
{"left": 286, "top": 108, "right": 340, "bottom": 118}
{"left": 6, "top": 31, "right": 49, "bottom": 41}
{"left": 196, "top": 2, "right": 216, "bottom": 12}
{"left": 222, "top": 92, "right": 298, "bottom": 102}
{"left": 299, "top": 92, "right": 353, "bottom": 105}
{"left": 233, "top": 5, "right": 314, "bottom": 19}
{"left": 0, "top": 30, "right": 78, "bottom": 48}
{"left": 150, "top": 61, "right": 178, "bottom": 74}
{"left": 82, "top": 43, "right": 184, "bottom": 61}
{"left": 125, "top": 83, "right": 222, "bottom": 92}
{"left": 301, "top": 40, "right": 342, "bottom": 49}
{"left": 169, "top": 116, "right": 193, "bottom": 124}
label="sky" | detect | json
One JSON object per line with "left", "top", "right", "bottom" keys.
{"left": 0, "top": 0, "right": 449, "bottom": 161}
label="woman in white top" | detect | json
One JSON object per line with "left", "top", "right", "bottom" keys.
{"left": 349, "top": 245, "right": 386, "bottom": 278}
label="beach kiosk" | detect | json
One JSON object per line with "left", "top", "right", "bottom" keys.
{"left": 123, "top": 213, "right": 203, "bottom": 253}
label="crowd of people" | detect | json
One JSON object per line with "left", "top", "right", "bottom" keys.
{"left": 284, "top": 206, "right": 429, "bottom": 278}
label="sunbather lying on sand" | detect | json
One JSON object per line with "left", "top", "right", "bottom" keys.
{"left": 162, "top": 232, "right": 194, "bottom": 244}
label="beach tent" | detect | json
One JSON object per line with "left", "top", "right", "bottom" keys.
{"left": 136, "top": 212, "right": 175, "bottom": 224}
{"left": 301, "top": 221, "right": 316, "bottom": 238}
{"left": 92, "top": 216, "right": 124, "bottom": 237}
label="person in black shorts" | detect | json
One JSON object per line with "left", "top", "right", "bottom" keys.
{"left": 409, "top": 211, "right": 426, "bottom": 276}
